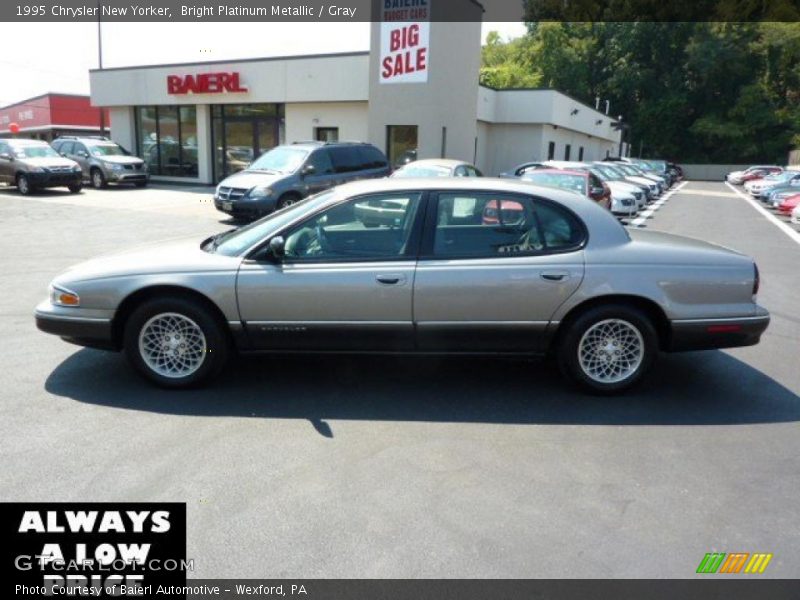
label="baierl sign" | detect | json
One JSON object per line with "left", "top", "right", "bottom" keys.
{"left": 379, "top": 0, "right": 430, "bottom": 84}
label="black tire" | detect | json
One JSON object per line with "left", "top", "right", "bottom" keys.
{"left": 556, "top": 304, "right": 658, "bottom": 395}
{"left": 276, "top": 193, "right": 301, "bottom": 210}
{"left": 16, "top": 174, "right": 33, "bottom": 196}
{"left": 123, "top": 296, "right": 229, "bottom": 389}
{"left": 90, "top": 168, "right": 107, "bottom": 189}
{"left": 68, "top": 184, "right": 82, "bottom": 194}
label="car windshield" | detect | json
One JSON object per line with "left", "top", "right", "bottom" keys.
{"left": 393, "top": 164, "right": 452, "bottom": 178}
{"left": 594, "top": 164, "right": 625, "bottom": 180}
{"left": 211, "top": 190, "right": 337, "bottom": 256}
{"left": 248, "top": 146, "right": 309, "bottom": 174}
{"left": 13, "top": 145, "right": 58, "bottom": 159}
{"left": 89, "top": 144, "right": 127, "bottom": 157}
{"left": 522, "top": 172, "right": 586, "bottom": 194}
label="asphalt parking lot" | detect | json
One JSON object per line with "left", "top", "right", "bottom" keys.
{"left": 1, "top": 180, "right": 798, "bottom": 578}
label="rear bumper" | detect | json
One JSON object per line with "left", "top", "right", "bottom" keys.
{"left": 35, "top": 301, "right": 116, "bottom": 351}
{"left": 667, "top": 311, "right": 770, "bottom": 352}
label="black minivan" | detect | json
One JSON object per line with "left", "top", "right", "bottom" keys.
{"left": 214, "top": 141, "right": 390, "bottom": 220}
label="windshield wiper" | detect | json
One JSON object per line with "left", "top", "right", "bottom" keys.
{"left": 203, "top": 228, "right": 237, "bottom": 252}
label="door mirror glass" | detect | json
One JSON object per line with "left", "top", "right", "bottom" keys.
{"left": 78, "top": 151, "right": 88, "bottom": 158}
{"left": 301, "top": 164, "right": 316, "bottom": 176}
{"left": 590, "top": 186, "right": 605, "bottom": 198}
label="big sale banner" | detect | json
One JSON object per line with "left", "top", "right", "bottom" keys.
{"left": 379, "top": 0, "right": 431, "bottom": 85}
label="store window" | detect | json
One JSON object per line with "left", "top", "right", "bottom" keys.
{"left": 547, "top": 141, "right": 556, "bottom": 160}
{"left": 564, "top": 144, "right": 571, "bottom": 160}
{"left": 578, "top": 146, "right": 584, "bottom": 161}
{"left": 387, "top": 125, "right": 418, "bottom": 168}
{"left": 315, "top": 127, "right": 339, "bottom": 142}
{"left": 211, "top": 104, "right": 285, "bottom": 182}
{"left": 135, "top": 105, "right": 198, "bottom": 177}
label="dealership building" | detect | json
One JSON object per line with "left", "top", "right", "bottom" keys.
{"left": 89, "top": 6, "right": 621, "bottom": 184}
{"left": 0, "top": 93, "right": 108, "bottom": 141}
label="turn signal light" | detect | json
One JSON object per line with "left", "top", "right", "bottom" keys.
{"left": 50, "top": 285, "right": 80, "bottom": 307}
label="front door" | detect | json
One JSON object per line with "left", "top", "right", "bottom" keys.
{"left": 414, "top": 191, "right": 585, "bottom": 352}
{"left": 0, "top": 140, "right": 13, "bottom": 184}
{"left": 236, "top": 191, "right": 425, "bottom": 350}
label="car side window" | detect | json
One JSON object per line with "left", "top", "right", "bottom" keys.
{"left": 466, "top": 166, "right": 482, "bottom": 177}
{"left": 59, "top": 142, "right": 74, "bottom": 155}
{"left": 306, "top": 149, "right": 334, "bottom": 174}
{"left": 454, "top": 166, "right": 468, "bottom": 177}
{"left": 330, "top": 147, "right": 362, "bottom": 173}
{"left": 432, "top": 193, "right": 584, "bottom": 258}
{"left": 357, "top": 146, "right": 388, "bottom": 170}
{"left": 281, "top": 192, "right": 423, "bottom": 261}
{"left": 74, "top": 143, "right": 87, "bottom": 156}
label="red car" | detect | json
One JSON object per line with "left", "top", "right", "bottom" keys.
{"left": 519, "top": 168, "right": 612, "bottom": 211}
{"left": 740, "top": 167, "right": 783, "bottom": 183}
{"left": 778, "top": 192, "right": 800, "bottom": 214}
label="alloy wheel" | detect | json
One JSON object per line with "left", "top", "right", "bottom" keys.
{"left": 577, "top": 318, "right": 645, "bottom": 384}
{"left": 138, "top": 312, "right": 207, "bottom": 379}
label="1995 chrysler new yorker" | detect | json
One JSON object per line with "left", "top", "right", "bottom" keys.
{"left": 35, "top": 178, "right": 770, "bottom": 394}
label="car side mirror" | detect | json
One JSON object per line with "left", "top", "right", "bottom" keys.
{"left": 301, "top": 164, "right": 316, "bottom": 177}
{"left": 268, "top": 236, "right": 285, "bottom": 259}
{"left": 590, "top": 186, "right": 605, "bottom": 198}
{"left": 78, "top": 151, "right": 88, "bottom": 158}
{"left": 60, "top": 152, "right": 67, "bottom": 157}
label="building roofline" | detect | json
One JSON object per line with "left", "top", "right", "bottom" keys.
{"left": 0, "top": 92, "right": 91, "bottom": 110}
{"left": 479, "top": 84, "right": 618, "bottom": 121}
{"left": 89, "top": 51, "right": 371, "bottom": 74}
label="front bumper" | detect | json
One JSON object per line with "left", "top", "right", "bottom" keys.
{"left": 667, "top": 309, "right": 770, "bottom": 352}
{"left": 29, "top": 171, "right": 82, "bottom": 188}
{"left": 35, "top": 301, "right": 116, "bottom": 351}
{"left": 214, "top": 196, "right": 276, "bottom": 219}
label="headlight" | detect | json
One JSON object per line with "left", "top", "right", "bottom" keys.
{"left": 72, "top": 164, "right": 82, "bottom": 172}
{"left": 49, "top": 285, "right": 80, "bottom": 307}
{"left": 29, "top": 166, "right": 45, "bottom": 173}
{"left": 107, "top": 162, "right": 123, "bottom": 171}
{"left": 249, "top": 186, "right": 273, "bottom": 199}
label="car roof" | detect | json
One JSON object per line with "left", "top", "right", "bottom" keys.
{"left": 6, "top": 138, "right": 47, "bottom": 146}
{"left": 522, "top": 168, "right": 587, "bottom": 177}
{"left": 399, "top": 159, "right": 468, "bottom": 168}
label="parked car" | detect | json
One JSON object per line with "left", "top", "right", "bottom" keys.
{"left": 591, "top": 162, "right": 653, "bottom": 206}
{"left": 519, "top": 168, "right": 611, "bottom": 211}
{"left": 543, "top": 161, "right": 643, "bottom": 214}
{"left": 52, "top": 136, "right": 149, "bottom": 189}
{"left": 498, "top": 161, "right": 548, "bottom": 178}
{"left": 767, "top": 185, "right": 800, "bottom": 207}
{"left": 0, "top": 138, "right": 82, "bottom": 195}
{"left": 607, "top": 161, "right": 666, "bottom": 194}
{"left": 36, "top": 178, "right": 769, "bottom": 395}
{"left": 739, "top": 167, "right": 783, "bottom": 185}
{"left": 214, "top": 141, "right": 390, "bottom": 220}
{"left": 791, "top": 204, "right": 800, "bottom": 225}
{"left": 746, "top": 170, "right": 800, "bottom": 198}
{"left": 726, "top": 166, "right": 782, "bottom": 185}
{"left": 777, "top": 192, "right": 800, "bottom": 215}
{"left": 390, "top": 158, "right": 482, "bottom": 178}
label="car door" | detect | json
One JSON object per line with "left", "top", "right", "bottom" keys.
{"left": 71, "top": 142, "right": 90, "bottom": 176}
{"left": 236, "top": 190, "right": 426, "bottom": 351}
{"left": 300, "top": 148, "right": 338, "bottom": 195}
{"left": 414, "top": 190, "right": 585, "bottom": 352}
{"left": 0, "top": 140, "right": 12, "bottom": 184}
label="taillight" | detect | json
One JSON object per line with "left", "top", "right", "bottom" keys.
{"left": 753, "top": 263, "right": 760, "bottom": 296}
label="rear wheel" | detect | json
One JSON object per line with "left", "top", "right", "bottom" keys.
{"left": 16, "top": 174, "right": 33, "bottom": 195}
{"left": 123, "top": 296, "right": 229, "bottom": 388}
{"left": 556, "top": 304, "right": 658, "bottom": 395}
{"left": 91, "top": 168, "right": 107, "bottom": 189}
{"left": 277, "top": 193, "right": 301, "bottom": 210}
{"left": 68, "top": 184, "right": 82, "bottom": 194}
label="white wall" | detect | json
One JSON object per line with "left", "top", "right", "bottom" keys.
{"left": 91, "top": 53, "right": 370, "bottom": 107}
{"left": 108, "top": 107, "right": 134, "bottom": 150}
{"left": 285, "top": 102, "right": 369, "bottom": 144}
{"left": 478, "top": 123, "right": 543, "bottom": 176}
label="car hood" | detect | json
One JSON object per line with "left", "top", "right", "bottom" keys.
{"left": 95, "top": 155, "right": 144, "bottom": 165}
{"left": 625, "top": 176, "right": 656, "bottom": 187}
{"left": 607, "top": 181, "right": 643, "bottom": 194}
{"left": 53, "top": 237, "right": 241, "bottom": 286}
{"left": 626, "top": 229, "right": 750, "bottom": 266}
{"left": 24, "top": 157, "right": 78, "bottom": 169}
{"left": 218, "top": 170, "right": 286, "bottom": 190}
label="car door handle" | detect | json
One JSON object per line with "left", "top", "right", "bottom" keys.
{"left": 376, "top": 274, "right": 406, "bottom": 285}
{"left": 540, "top": 271, "right": 570, "bottom": 282}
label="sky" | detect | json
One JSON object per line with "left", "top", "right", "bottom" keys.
{"left": 0, "top": 21, "right": 526, "bottom": 107}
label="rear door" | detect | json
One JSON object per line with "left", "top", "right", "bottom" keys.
{"left": 414, "top": 190, "right": 585, "bottom": 352}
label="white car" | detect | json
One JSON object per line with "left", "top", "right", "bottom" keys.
{"left": 792, "top": 204, "right": 800, "bottom": 225}
{"left": 727, "top": 165, "right": 781, "bottom": 185}
{"left": 610, "top": 191, "right": 638, "bottom": 218}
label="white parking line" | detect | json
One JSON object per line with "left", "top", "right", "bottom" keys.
{"left": 724, "top": 182, "right": 800, "bottom": 247}
{"left": 630, "top": 181, "right": 688, "bottom": 227}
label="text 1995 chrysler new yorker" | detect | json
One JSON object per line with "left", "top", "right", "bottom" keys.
{"left": 35, "top": 178, "right": 769, "bottom": 394}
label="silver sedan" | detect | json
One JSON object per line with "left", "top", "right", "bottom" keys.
{"left": 36, "top": 178, "right": 769, "bottom": 394}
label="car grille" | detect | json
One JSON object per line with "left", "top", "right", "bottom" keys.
{"left": 621, "top": 198, "right": 633, "bottom": 206}
{"left": 633, "top": 191, "right": 643, "bottom": 201}
{"left": 217, "top": 186, "right": 247, "bottom": 201}
{"left": 47, "top": 166, "right": 73, "bottom": 173}
{"left": 123, "top": 164, "right": 144, "bottom": 171}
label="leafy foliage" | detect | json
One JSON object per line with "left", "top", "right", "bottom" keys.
{"left": 481, "top": 22, "right": 800, "bottom": 163}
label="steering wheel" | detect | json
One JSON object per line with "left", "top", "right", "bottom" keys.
{"left": 315, "top": 222, "right": 331, "bottom": 253}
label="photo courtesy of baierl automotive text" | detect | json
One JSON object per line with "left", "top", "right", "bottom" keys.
{"left": 1, "top": 0, "right": 799, "bottom": 598}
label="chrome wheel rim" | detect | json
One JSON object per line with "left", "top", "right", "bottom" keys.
{"left": 18, "top": 177, "right": 29, "bottom": 194}
{"left": 93, "top": 171, "right": 103, "bottom": 188}
{"left": 578, "top": 318, "right": 644, "bottom": 384}
{"left": 280, "top": 198, "right": 296, "bottom": 208}
{"left": 138, "top": 312, "right": 207, "bottom": 379}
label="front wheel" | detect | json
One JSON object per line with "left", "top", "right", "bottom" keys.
{"left": 68, "top": 184, "right": 82, "bottom": 194}
{"left": 556, "top": 305, "right": 658, "bottom": 395}
{"left": 276, "top": 193, "right": 301, "bottom": 210}
{"left": 123, "top": 296, "right": 229, "bottom": 388}
{"left": 91, "top": 169, "right": 107, "bottom": 189}
{"left": 17, "top": 174, "right": 33, "bottom": 195}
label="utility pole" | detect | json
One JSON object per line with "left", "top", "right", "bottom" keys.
{"left": 97, "top": 0, "right": 105, "bottom": 135}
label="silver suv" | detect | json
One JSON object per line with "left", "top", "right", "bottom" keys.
{"left": 52, "top": 136, "right": 149, "bottom": 189}
{"left": 0, "top": 138, "right": 83, "bottom": 195}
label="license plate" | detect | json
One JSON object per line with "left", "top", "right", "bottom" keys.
{"left": 222, "top": 201, "right": 233, "bottom": 211}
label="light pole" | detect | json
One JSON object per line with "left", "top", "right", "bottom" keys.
{"left": 97, "top": 0, "right": 105, "bottom": 135}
